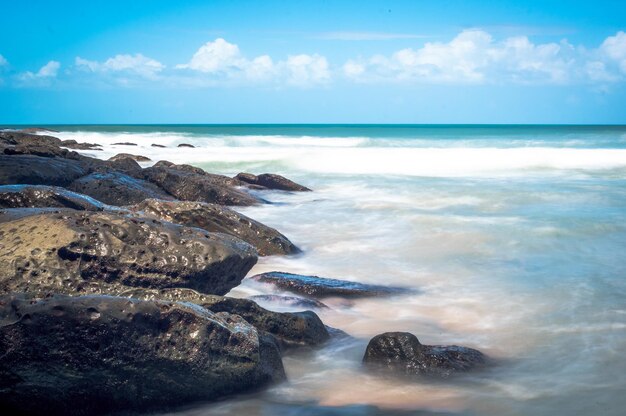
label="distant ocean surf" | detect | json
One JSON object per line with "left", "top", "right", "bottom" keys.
{"left": 29, "top": 125, "right": 626, "bottom": 414}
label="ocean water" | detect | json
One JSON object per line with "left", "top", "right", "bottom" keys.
{"left": 44, "top": 125, "right": 626, "bottom": 415}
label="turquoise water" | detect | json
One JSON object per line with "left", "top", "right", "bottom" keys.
{"left": 38, "top": 126, "right": 626, "bottom": 415}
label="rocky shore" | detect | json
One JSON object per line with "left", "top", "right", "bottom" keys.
{"left": 0, "top": 129, "right": 486, "bottom": 414}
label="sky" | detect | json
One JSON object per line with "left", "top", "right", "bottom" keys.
{"left": 1, "top": 0, "right": 626, "bottom": 124}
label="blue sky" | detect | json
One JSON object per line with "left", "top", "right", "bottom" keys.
{"left": 1, "top": 0, "right": 626, "bottom": 124}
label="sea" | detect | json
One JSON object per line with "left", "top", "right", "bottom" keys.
{"left": 23, "top": 125, "right": 626, "bottom": 415}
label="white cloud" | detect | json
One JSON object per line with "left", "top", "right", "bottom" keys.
{"left": 76, "top": 54, "right": 164, "bottom": 78}
{"left": 599, "top": 31, "right": 626, "bottom": 73}
{"left": 0, "top": 54, "right": 7, "bottom": 67}
{"left": 176, "top": 38, "right": 330, "bottom": 87}
{"left": 18, "top": 60, "right": 60, "bottom": 84}
{"left": 343, "top": 29, "right": 579, "bottom": 84}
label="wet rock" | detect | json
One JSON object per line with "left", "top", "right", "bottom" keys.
{"left": 130, "top": 199, "right": 300, "bottom": 256}
{"left": 69, "top": 171, "right": 174, "bottom": 206}
{"left": 103, "top": 156, "right": 143, "bottom": 175}
{"left": 0, "top": 154, "right": 89, "bottom": 186}
{"left": 108, "top": 153, "right": 151, "bottom": 162}
{"left": 0, "top": 185, "right": 106, "bottom": 211}
{"left": 152, "top": 143, "right": 167, "bottom": 148}
{"left": 118, "top": 288, "right": 330, "bottom": 349}
{"left": 248, "top": 294, "right": 328, "bottom": 309}
{"left": 178, "top": 143, "right": 195, "bottom": 148}
{"left": 112, "top": 142, "right": 137, "bottom": 146}
{"left": 0, "top": 292, "right": 285, "bottom": 415}
{"left": 60, "top": 139, "right": 102, "bottom": 150}
{"left": 143, "top": 163, "right": 263, "bottom": 206}
{"left": 363, "top": 332, "right": 486, "bottom": 378}
{"left": 236, "top": 172, "right": 312, "bottom": 192}
{"left": 0, "top": 210, "right": 257, "bottom": 296}
{"left": 249, "top": 271, "right": 409, "bottom": 298}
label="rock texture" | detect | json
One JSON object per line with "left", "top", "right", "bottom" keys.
{"left": 362, "top": 332, "right": 486, "bottom": 378}
{"left": 0, "top": 210, "right": 257, "bottom": 296}
{"left": 0, "top": 293, "right": 285, "bottom": 415}
{"left": 60, "top": 139, "right": 102, "bottom": 150}
{"left": 130, "top": 199, "right": 300, "bottom": 256}
{"left": 236, "top": 172, "right": 311, "bottom": 192}
{"left": 248, "top": 294, "right": 329, "bottom": 309}
{"left": 142, "top": 162, "right": 263, "bottom": 206}
{"left": 118, "top": 288, "right": 330, "bottom": 349}
{"left": 68, "top": 171, "right": 174, "bottom": 206}
{"left": 249, "top": 271, "right": 409, "bottom": 298}
{"left": 0, "top": 185, "right": 107, "bottom": 211}
{"left": 108, "top": 153, "right": 151, "bottom": 162}
{"left": 0, "top": 154, "right": 89, "bottom": 187}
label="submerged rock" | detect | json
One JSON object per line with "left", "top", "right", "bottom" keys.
{"left": 60, "top": 139, "right": 102, "bottom": 150}
{"left": 130, "top": 199, "right": 300, "bottom": 256}
{"left": 120, "top": 288, "right": 330, "bottom": 349}
{"left": 178, "top": 143, "right": 195, "bottom": 148}
{"left": 249, "top": 271, "right": 409, "bottom": 298}
{"left": 143, "top": 163, "right": 263, "bottom": 206}
{"left": 108, "top": 153, "right": 151, "bottom": 162}
{"left": 0, "top": 184, "right": 106, "bottom": 211}
{"left": 152, "top": 143, "right": 166, "bottom": 148}
{"left": 69, "top": 171, "right": 174, "bottom": 206}
{"left": 0, "top": 154, "right": 89, "bottom": 186}
{"left": 0, "top": 293, "right": 285, "bottom": 415}
{"left": 112, "top": 142, "right": 137, "bottom": 146}
{"left": 248, "top": 294, "right": 329, "bottom": 309}
{"left": 363, "top": 332, "right": 486, "bottom": 378}
{"left": 236, "top": 172, "right": 312, "bottom": 192}
{"left": 0, "top": 210, "right": 257, "bottom": 296}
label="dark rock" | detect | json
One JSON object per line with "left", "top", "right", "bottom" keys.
{"left": 1, "top": 130, "right": 62, "bottom": 147}
{"left": 151, "top": 143, "right": 167, "bottom": 148}
{"left": 248, "top": 294, "right": 328, "bottom": 309}
{"left": 142, "top": 163, "right": 264, "bottom": 206}
{"left": 69, "top": 171, "right": 174, "bottom": 206}
{"left": 236, "top": 172, "right": 311, "bottom": 192}
{"left": 0, "top": 185, "right": 107, "bottom": 211}
{"left": 249, "top": 271, "right": 409, "bottom": 298}
{"left": 0, "top": 292, "right": 285, "bottom": 415}
{"left": 363, "top": 332, "right": 486, "bottom": 378}
{"left": 103, "top": 157, "right": 143, "bottom": 175}
{"left": 0, "top": 154, "right": 89, "bottom": 187}
{"left": 108, "top": 153, "right": 151, "bottom": 162}
{"left": 118, "top": 288, "right": 330, "bottom": 349}
{"left": 112, "top": 142, "right": 137, "bottom": 146}
{"left": 130, "top": 199, "right": 300, "bottom": 256}
{"left": 60, "top": 139, "right": 102, "bottom": 150}
{"left": 178, "top": 143, "right": 195, "bottom": 148}
{"left": 0, "top": 210, "right": 257, "bottom": 296}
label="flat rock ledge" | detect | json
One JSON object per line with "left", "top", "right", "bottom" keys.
{"left": 236, "top": 172, "right": 312, "bottom": 192}
{"left": 363, "top": 332, "right": 486, "bottom": 378}
{"left": 0, "top": 293, "right": 285, "bottom": 415}
{"left": 249, "top": 271, "right": 410, "bottom": 298}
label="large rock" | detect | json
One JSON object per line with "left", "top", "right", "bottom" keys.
{"left": 142, "top": 162, "right": 264, "bottom": 206}
{"left": 60, "top": 139, "right": 102, "bottom": 150}
{"left": 362, "top": 332, "right": 486, "bottom": 378}
{"left": 130, "top": 199, "right": 300, "bottom": 256}
{"left": 118, "top": 287, "right": 330, "bottom": 349}
{"left": 108, "top": 153, "right": 151, "bottom": 162}
{"left": 236, "top": 172, "right": 311, "bottom": 192}
{"left": 0, "top": 210, "right": 257, "bottom": 296}
{"left": 68, "top": 171, "right": 174, "bottom": 206}
{"left": 0, "top": 154, "right": 89, "bottom": 186}
{"left": 249, "top": 271, "right": 409, "bottom": 298}
{"left": 0, "top": 185, "right": 107, "bottom": 211}
{"left": 0, "top": 293, "right": 285, "bottom": 415}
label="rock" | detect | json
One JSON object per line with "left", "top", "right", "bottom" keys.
{"left": 104, "top": 157, "right": 143, "bottom": 175}
{"left": 19, "top": 127, "right": 59, "bottom": 133}
{"left": 0, "top": 292, "right": 285, "bottom": 415}
{"left": 108, "top": 153, "right": 152, "bottom": 162}
{"left": 118, "top": 288, "right": 330, "bottom": 349}
{"left": 0, "top": 210, "right": 257, "bottom": 296}
{"left": 112, "top": 142, "right": 137, "bottom": 146}
{"left": 249, "top": 271, "right": 409, "bottom": 298}
{"left": 248, "top": 294, "right": 328, "bottom": 309}
{"left": 151, "top": 143, "right": 166, "bottom": 148}
{"left": 362, "top": 332, "right": 486, "bottom": 378}
{"left": 0, "top": 185, "right": 107, "bottom": 211}
{"left": 130, "top": 199, "right": 300, "bottom": 256}
{"left": 142, "top": 163, "right": 264, "bottom": 206}
{"left": 60, "top": 139, "right": 102, "bottom": 150}
{"left": 0, "top": 154, "right": 89, "bottom": 187}
{"left": 236, "top": 172, "right": 311, "bottom": 192}
{"left": 178, "top": 143, "right": 195, "bottom": 148}
{"left": 68, "top": 171, "right": 174, "bottom": 206}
